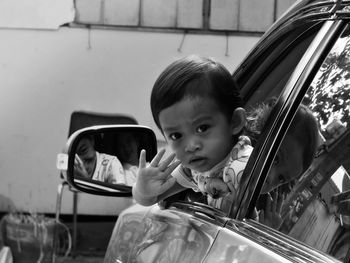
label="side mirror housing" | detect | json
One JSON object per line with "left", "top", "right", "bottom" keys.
{"left": 60, "top": 125, "right": 157, "bottom": 197}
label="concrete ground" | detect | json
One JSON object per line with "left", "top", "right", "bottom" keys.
{"left": 53, "top": 218, "right": 114, "bottom": 263}
{"left": 1, "top": 215, "right": 113, "bottom": 263}
{"left": 56, "top": 255, "right": 104, "bottom": 263}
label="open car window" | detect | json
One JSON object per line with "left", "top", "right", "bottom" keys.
{"left": 255, "top": 23, "right": 350, "bottom": 261}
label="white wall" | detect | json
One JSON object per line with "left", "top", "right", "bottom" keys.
{"left": 0, "top": 26, "right": 259, "bottom": 215}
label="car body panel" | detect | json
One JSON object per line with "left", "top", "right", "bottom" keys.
{"left": 229, "top": 220, "right": 341, "bottom": 263}
{"left": 105, "top": 203, "right": 341, "bottom": 263}
{"left": 104, "top": 203, "right": 223, "bottom": 263}
{"left": 203, "top": 227, "right": 291, "bottom": 263}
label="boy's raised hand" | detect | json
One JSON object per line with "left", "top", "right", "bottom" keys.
{"left": 258, "top": 189, "right": 285, "bottom": 230}
{"left": 133, "top": 148, "right": 181, "bottom": 206}
{"left": 74, "top": 154, "right": 89, "bottom": 178}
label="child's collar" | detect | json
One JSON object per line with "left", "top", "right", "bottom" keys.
{"left": 192, "top": 135, "right": 251, "bottom": 175}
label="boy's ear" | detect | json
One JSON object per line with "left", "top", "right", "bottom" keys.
{"left": 231, "top": 107, "right": 246, "bottom": 135}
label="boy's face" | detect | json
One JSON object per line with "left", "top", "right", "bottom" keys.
{"left": 77, "top": 137, "right": 96, "bottom": 176}
{"left": 261, "top": 134, "right": 304, "bottom": 193}
{"left": 158, "top": 96, "right": 235, "bottom": 173}
{"left": 116, "top": 133, "right": 139, "bottom": 165}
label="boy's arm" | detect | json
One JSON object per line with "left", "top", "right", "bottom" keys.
{"left": 133, "top": 180, "right": 185, "bottom": 206}
{"left": 132, "top": 184, "right": 158, "bottom": 206}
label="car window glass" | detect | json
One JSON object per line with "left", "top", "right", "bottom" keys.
{"left": 237, "top": 22, "right": 322, "bottom": 108}
{"left": 256, "top": 24, "right": 350, "bottom": 261}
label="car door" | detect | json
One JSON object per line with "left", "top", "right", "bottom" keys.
{"left": 103, "top": 202, "right": 228, "bottom": 263}
{"left": 229, "top": 6, "right": 350, "bottom": 262}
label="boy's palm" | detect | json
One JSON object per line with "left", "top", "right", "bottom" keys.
{"left": 74, "top": 154, "right": 89, "bottom": 178}
{"left": 136, "top": 149, "right": 180, "bottom": 198}
{"left": 259, "top": 190, "right": 285, "bottom": 230}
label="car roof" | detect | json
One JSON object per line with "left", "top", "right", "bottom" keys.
{"left": 233, "top": 0, "right": 350, "bottom": 91}
{"left": 275, "top": 0, "right": 350, "bottom": 29}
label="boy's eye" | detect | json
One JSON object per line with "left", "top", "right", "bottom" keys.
{"left": 196, "top": 124, "right": 210, "bottom": 133}
{"left": 83, "top": 157, "right": 94, "bottom": 163}
{"left": 169, "top": 133, "right": 182, "bottom": 141}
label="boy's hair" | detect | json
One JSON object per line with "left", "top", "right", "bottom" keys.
{"left": 151, "top": 55, "right": 242, "bottom": 130}
{"left": 289, "top": 104, "right": 319, "bottom": 171}
{"left": 246, "top": 98, "right": 319, "bottom": 171}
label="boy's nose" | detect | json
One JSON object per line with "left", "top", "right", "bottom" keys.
{"left": 185, "top": 138, "right": 201, "bottom": 152}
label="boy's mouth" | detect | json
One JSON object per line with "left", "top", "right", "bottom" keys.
{"left": 189, "top": 156, "right": 207, "bottom": 168}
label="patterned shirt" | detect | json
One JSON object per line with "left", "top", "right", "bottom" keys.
{"left": 172, "top": 136, "right": 253, "bottom": 209}
{"left": 93, "top": 152, "right": 137, "bottom": 185}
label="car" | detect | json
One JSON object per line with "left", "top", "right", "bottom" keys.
{"left": 61, "top": 0, "right": 350, "bottom": 262}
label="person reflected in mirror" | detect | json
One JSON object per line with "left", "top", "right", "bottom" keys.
{"left": 114, "top": 132, "right": 140, "bottom": 185}
{"left": 132, "top": 55, "right": 253, "bottom": 210}
{"left": 246, "top": 101, "right": 319, "bottom": 229}
{"left": 75, "top": 134, "right": 135, "bottom": 185}
{"left": 114, "top": 132, "right": 139, "bottom": 166}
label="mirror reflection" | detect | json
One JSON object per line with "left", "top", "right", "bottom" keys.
{"left": 72, "top": 129, "right": 155, "bottom": 187}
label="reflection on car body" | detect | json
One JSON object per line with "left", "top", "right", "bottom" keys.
{"left": 62, "top": 0, "right": 350, "bottom": 262}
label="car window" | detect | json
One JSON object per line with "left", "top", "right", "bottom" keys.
{"left": 256, "top": 23, "right": 350, "bottom": 261}
{"left": 192, "top": 20, "right": 326, "bottom": 217}
{"left": 236, "top": 21, "right": 323, "bottom": 107}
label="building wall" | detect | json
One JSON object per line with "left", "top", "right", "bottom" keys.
{"left": 75, "top": 0, "right": 296, "bottom": 32}
{"left": 0, "top": 26, "right": 259, "bottom": 215}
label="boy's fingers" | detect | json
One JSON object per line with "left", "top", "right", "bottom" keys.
{"left": 272, "top": 191, "right": 278, "bottom": 212}
{"left": 75, "top": 160, "right": 83, "bottom": 169}
{"left": 155, "top": 160, "right": 180, "bottom": 181}
{"left": 252, "top": 208, "right": 259, "bottom": 221}
{"left": 158, "top": 153, "right": 176, "bottom": 171}
{"left": 159, "top": 176, "right": 176, "bottom": 193}
{"left": 139, "top": 149, "right": 147, "bottom": 169}
{"left": 75, "top": 154, "right": 82, "bottom": 165}
{"left": 164, "top": 159, "right": 181, "bottom": 174}
{"left": 150, "top": 148, "right": 166, "bottom": 167}
{"left": 266, "top": 193, "right": 273, "bottom": 212}
{"left": 277, "top": 193, "right": 284, "bottom": 213}
{"left": 259, "top": 210, "right": 265, "bottom": 223}
{"left": 163, "top": 172, "right": 175, "bottom": 182}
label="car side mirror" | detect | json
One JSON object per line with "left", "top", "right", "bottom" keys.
{"left": 60, "top": 125, "right": 157, "bottom": 197}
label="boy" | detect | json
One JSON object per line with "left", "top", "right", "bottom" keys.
{"left": 245, "top": 100, "right": 320, "bottom": 228}
{"left": 74, "top": 135, "right": 136, "bottom": 185}
{"left": 132, "top": 55, "right": 253, "bottom": 210}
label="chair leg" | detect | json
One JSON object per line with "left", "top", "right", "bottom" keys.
{"left": 52, "top": 182, "right": 68, "bottom": 263}
{"left": 72, "top": 192, "right": 78, "bottom": 258}
{"left": 56, "top": 182, "right": 68, "bottom": 221}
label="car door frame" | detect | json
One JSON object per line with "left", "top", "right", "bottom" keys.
{"left": 234, "top": 19, "right": 346, "bottom": 220}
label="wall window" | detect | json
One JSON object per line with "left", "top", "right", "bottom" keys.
{"left": 73, "top": 0, "right": 296, "bottom": 34}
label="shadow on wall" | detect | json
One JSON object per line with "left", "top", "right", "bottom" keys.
{"left": 0, "top": 195, "right": 16, "bottom": 212}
